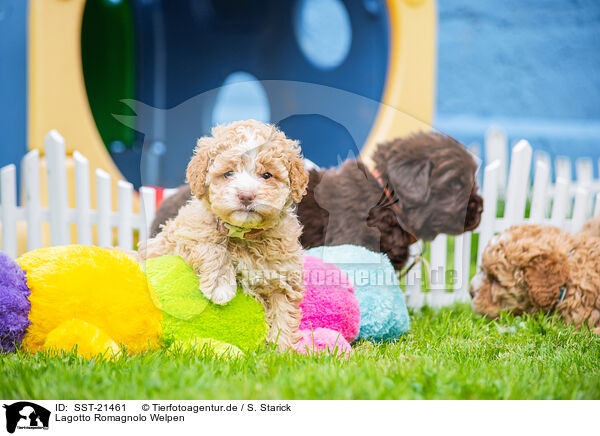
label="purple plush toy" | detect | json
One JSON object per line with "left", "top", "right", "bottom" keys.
{"left": 0, "top": 251, "right": 31, "bottom": 352}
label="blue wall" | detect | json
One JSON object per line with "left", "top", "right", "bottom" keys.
{"left": 0, "top": 0, "right": 27, "bottom": 183}
{"left": 435, "top": 0, "right": 600, "bottom": 175}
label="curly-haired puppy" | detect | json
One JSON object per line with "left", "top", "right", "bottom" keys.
{"left": 150, "top": 132, "right": 483, "bottom": 271}
{"left": 140, "top": 120, "right": 309, "bottom": 350}
{"left": 298, "top": 132, "right": 483, "bottom": 270}
{"left": 470, "top": 223, "right": 600, "bottom": 333}
{"left": 581, "top": 214, "right": 600, "bottom": 238}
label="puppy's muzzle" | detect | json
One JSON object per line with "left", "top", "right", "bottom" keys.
{"left": 464, "top": 189, "right": 483, "bottom": 231}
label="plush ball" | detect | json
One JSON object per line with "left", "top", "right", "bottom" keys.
{"left": 42, "top": 319, "right": 120, "bottom": 359}
{"left": 296, "top": 328, "right": 352, "bottom": 358}
{"left": 306, "top": 245, "right": 410, "bottom": 341}
{"left": 144, "top": 255, "right": 268, "bottom": 352}
{"left": 301, "top": 256, "right": 360, "bottom": 342}
{"left": 0, "top": 251, "right": 30, "bottom": 352}
{"left": 18, "top": 246, "right": 162, "bottom": 354}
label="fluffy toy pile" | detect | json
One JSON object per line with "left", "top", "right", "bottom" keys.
{"left": 306, "top": 245, "right": 410, "bottom": 341}
{"left": 0, "top": 243, "right": 410, "bottom": 358}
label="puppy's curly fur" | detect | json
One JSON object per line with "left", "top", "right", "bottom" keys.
{"left": 139, "top": 120, "right": 309, "bottom": 350}
{"left": 470, "top": 222, "right": 600, "bottom": 333}
{"left": 581, "top": 214, "right": 600, "bottom": 238}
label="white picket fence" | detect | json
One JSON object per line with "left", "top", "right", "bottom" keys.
{"left": 1, "top": 130, "right": 598, "bottom": 309}
{"left": 471, "top": 125, "right": 600, "bottom": 196}
{"left": 0, "top": 130, "right": 157, "bottom": 257}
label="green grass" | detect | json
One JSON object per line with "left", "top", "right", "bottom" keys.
{"left": 2, "top": 304, "right": 599, "bottom": 400}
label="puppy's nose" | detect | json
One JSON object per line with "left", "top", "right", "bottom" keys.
{"left": 238, "top": 191, "right": 255, "bottom": 206}
{"left": 464, "top": 193, "right": 484, "bottom": 230}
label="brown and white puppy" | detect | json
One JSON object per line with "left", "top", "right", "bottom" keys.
{"left": 139, "top": 120, "right": 309, "bottom": 350}
{"left": 150, "top": 131, "right": 483, "bottom": 271}
{"left": 470, "top": 223, "right": 600, "bottom": 333}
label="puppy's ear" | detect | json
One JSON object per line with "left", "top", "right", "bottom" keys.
{"left": 387, "top": 158, "right": 433, "bottom": 207}
{"left": 285, "top": 139, "right": 308, "bottom": 203}
{"left": 287, "top": 143, "right": 309, "bottom": 203}
{"left": 523, "top": 253, "right": 569, "bottom": 311}
{"left": 186, "top": 137, "right": 212, "bottom": 199}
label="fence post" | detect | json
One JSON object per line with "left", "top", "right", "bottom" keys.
{"left": 530, "top": 160, "right": 550, "bottom": 224}
{"left": 0, "top": 165, "right": 18, "bottom": 258}
{"left": 504, "top": 140, "right": 532, "bottom": 229}
{"left": 571, "top": 186, "right": 590, "bottom": 233}
{"left": 484, "top": 126, "right": 508, "bottom": 191}
{"left": 22, "top": 149, "right": 42, "bottom": 251}
{"left": 477, "top": 160, "right": 500, "bottom": 264}
{"left": 73, "top": 151, "right": 92, "bottom": 245}
{"left": 576, "top": 158, "right": 594, "bottom": 217}
{"left": 534, "top": 150, "right": 551, "bottom": 170}
{"left": 96, "top": 169, "right": 112, "bottom": 247}
{"left": 45, "top": 130, "right": 69, "bottom": 246}
{"left": 576, "top": 158, "right": 594, "bottom": 188}
{"left": 595, "top": 193, "right": 600, "bottom": 218}
{"left": 429, "top": 235, "right": 447, "bottom": 291}
{"left": 405, "top": 242, "right": 424, "bottom": 310}
{"left": 550, "top": 178, "right": 569, "bottom": 229}
{"left": 554, "top": 156, "right": 572, "bottom": 183}
{"left": 428, "top": 235, "right": 448, "bottom": 307}
{"left": 453, "top": 232, "right": 472, "bottom": 302}
{"left": 139, "top": 186, "right": 156, "bottom": 244}
{"left": 468, "top": 143, "right": 483, "bottom": 189}
{"left": 117, "top": 180, "right": 133, "bottom": 250}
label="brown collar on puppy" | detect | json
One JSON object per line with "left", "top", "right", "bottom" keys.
{"left": 371, "top": 168, "right": 418, "bottom": 245}
{"left": 550, "top": 285, "right": 568, "bottom": 314}
{"left": 216, "top": 218, "right": 265, "bottom": 240}
{"left": 549, "top": 247, "right": 577, "bottom": 313}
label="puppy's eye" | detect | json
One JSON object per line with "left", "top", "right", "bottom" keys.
{"left": 223, "top": 171, "right": 234, "bottom": 179}
{"left": 488, "top": 273, "right": 500, "bottom": 285}
{"left": 452, "top": 180, "right": 464, "bottom": 190}
{"left": 261, "top": 172, "right": 273, "bottom": 180}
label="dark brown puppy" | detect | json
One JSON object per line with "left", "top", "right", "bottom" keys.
{"left": 149, "top": 185, "right": 193, "bottom": 238}
{"left": 370, "top": 132, "right": 483, "bottom": 242}
{"left": 150, "top": 132, "right": 483, "bottom": 271}
{"left": 298, "top": 132, "right": 482, "bottom": 269}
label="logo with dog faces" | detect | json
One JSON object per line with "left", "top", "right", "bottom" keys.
{"left": 2, "top": 402, "right": 50, "bottom": 434}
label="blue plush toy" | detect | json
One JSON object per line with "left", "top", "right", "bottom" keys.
{"left": 306, "top": 245, "right": 410, "bottom": 341}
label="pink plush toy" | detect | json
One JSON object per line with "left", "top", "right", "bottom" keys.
{"left": 296, "top": 328, "right": 352, "bottom": 358}
{"left": 297, "top": 256, "right": 360, "bottom": 356}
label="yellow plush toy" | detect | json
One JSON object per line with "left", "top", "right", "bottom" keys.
{"left": 42, "top": 319, "right": 120, "bottom": 358}
{"left": 17, "top": 246, "right": 162, "bottom": 357}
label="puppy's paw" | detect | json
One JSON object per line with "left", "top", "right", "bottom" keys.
{"left": 208, "top": 279, "right": 237, "bottom": 305}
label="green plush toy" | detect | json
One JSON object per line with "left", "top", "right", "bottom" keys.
{"left": 167, "top": 338, "right": 243, "bottom": 359}
{"left": 144, "top": 255, "right": 268, "bottom": 353}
